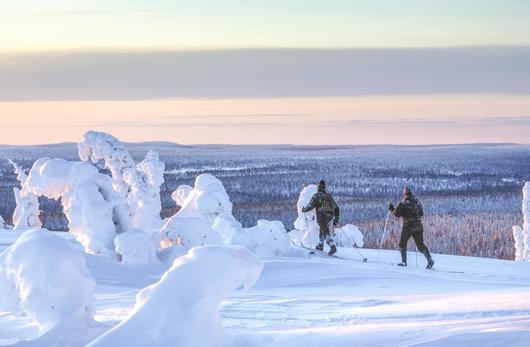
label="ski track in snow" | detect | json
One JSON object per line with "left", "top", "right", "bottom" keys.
{"left": 1, "top": 232, "right": 530, "bottom": 347}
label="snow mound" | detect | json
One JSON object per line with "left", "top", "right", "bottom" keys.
{"left": 161, "top": 216, "right": 223, "bottom": 251}
{"left": 87, "top": 245, "right": 263, "bottom": 347}
{"left": 0, "top": 229, "right": 95, "bottom": 330}
{"left": 114, "top": 229, "right": 158, "bottom": 264}
{"left": 333, "top": 224, "right": 364, "bottom": 248}
{"left": 172, "top": 173, "right": 242, "bottom": 241}
{"left": 233, "top": 220, "right": 291, "bottom": 256}
{"left": 163, "top": 174, "right": 242, "bottom": 247}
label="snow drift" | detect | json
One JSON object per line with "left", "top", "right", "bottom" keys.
{"left": 172, "top": 173, "right": 242, "bottom": 240}
{"left": 233, "top": 220, "right": 291, "bottom": 256}
{"left": 161, "top": 216, "right": 223, "bottom": 251}
{"left": 114, "top": 229, "right": 158, "bottom": 264}
{"left": 0, "top": 229, "right": 95, "bottom": 330}
{"left": 161, "top": 173, "right": 240, "bottom": 250}
{"left": 333, "top": 224, "right": 365, "bottom": 248}
{"left": 87, "top": 245, "right": 263, "bottom": 347}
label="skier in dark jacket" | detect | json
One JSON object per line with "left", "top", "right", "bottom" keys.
{"left": 388, "top": 187, "right": 434, "bottom": 269}
{"left": 302, "top": 180, "right": 340, "bottom": 256}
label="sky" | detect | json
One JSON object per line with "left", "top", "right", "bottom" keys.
{"left": 1, "top": 0, "right": 529, "bottom": 145}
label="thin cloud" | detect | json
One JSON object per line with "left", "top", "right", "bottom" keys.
{"left": 1, "top": 47, "right": 529, "bottom": 101}
{"left": 339, "top": 116, "right": 530, "bottom": 127}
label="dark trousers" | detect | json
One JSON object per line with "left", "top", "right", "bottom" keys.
{"left": 318, "top": 220, "right": 335, "bottom": 247}
{"left": 399, "top": 223, "right": 428, "bottom": 253}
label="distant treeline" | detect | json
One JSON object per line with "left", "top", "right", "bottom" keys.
{"left": 1, "top": 143, "right": 529, "bottom": 260}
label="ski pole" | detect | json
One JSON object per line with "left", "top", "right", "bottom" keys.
{"left": 377, "top": 210, "right": 392, "bottom": 262}
{"left": 415, "top": 245, "right": 418, "bottom": 268}
{"left": 337, "top": 227, "right": 367, "bottom": 262}
{"left": 303, "top": 212, "right": 314, "bottom": 248}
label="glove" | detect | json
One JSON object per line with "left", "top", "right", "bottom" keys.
{"left": 388, "top": 203, "right": 395, "bottom": 211}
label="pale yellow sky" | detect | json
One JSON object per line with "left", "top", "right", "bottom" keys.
{"left": 1, "top": 95, "right": 529, "bottom": 145}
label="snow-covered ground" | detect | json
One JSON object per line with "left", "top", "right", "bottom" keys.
{"left": 1, "top": 231, "right": 529, "bottom": 347}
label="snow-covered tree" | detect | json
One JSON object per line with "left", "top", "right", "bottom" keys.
{"left": 9, "top": 159, "right": 42, "bottom": 231}
{"left": 513, "top": 182, "right": 530, "bottom": 261}
{"left": 513, "top": 225, "right": 524, "bottom": 261}
{"left": 78, "top": 131, "right": 164, "bottom": 231}
{"left": 22, "top": 158, "right": 127, "bottom": 258}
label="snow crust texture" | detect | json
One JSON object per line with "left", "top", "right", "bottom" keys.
{"left": 86, "top": 245, "right": 263, "bottom": 347}
{"left": 0, "top": 229, "right": 95, "bottom": 330}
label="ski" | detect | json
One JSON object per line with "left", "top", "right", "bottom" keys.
{"left": 390, "top": 262, "right": 464, "bottom": 274}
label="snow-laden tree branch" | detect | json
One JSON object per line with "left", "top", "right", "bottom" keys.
{"left": 78, "top": 131, "right": 164, "bottom": 231}
{"left": 22, "top": 158, "right": 128, "bottom": 258}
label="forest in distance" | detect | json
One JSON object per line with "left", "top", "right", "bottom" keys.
{"left": 1, "top": 142, "right": 529, "bottom": 260}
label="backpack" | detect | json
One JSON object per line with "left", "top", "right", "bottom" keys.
{"left": 320, "top": 192, "right": 336, "bottom": 215}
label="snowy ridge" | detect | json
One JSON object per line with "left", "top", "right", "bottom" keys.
{"left": 0, "top": 131, "right": 529, "bottom": 347}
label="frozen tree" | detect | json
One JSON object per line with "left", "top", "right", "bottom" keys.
{"left": 513, "top": 182, "right": 530, "bottom": 261}
{"left": 22, "top": 158, "right": 128, "bottom": 258}
{"left": 9, "top": 159, "right": 42, "bottom": 230}
{"left": 513, "top": 225, "right": 525, "bottom": 261}
{"left": 134, "top": 150, "right": 165, "bottom": 230}
{"left": 522, "top": 182, "right": 530, "bottom": 261}
{"left": 290, "top": 184, "right": 320, "bottom": 247}
{"left": 78, "top": 131, "right": 164, "bottom": 231}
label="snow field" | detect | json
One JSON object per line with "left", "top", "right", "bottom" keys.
{"left": 86, "top": 245, "right": 263, "bottom": 347}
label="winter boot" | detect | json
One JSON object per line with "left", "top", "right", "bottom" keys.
{"left": 398, "top": 247, "right": 407, "bottom": 267}
{"left": 315, "top": 243, "right": 324, "bottom": 252}
{"left": 423, "top": 249, "right": 434, "bottom": 270}
{"left": 328, "top": 245, "right": 337, "bottom": 256}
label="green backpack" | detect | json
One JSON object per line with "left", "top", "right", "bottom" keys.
{"left": 320, "top": 192, "right": 337, "bottom": 215}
